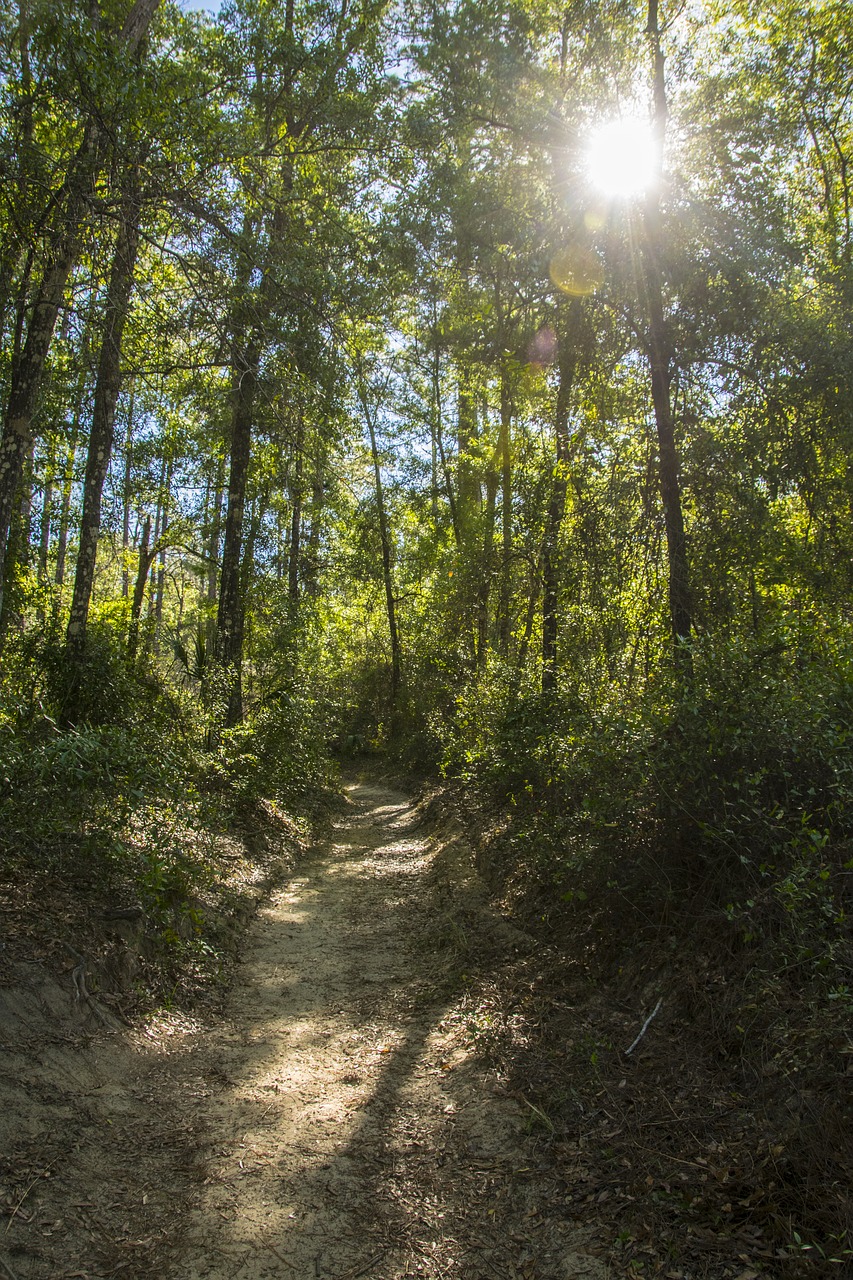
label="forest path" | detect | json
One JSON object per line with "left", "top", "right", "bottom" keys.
{"left": 165, "top": 776, "right": 604, "bottom": 1280}
{"left": 2, "top": 776, "right": 607, "bottom": 1279}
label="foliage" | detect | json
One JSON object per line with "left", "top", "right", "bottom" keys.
{"left": 434, "top": 623, "right": 853, "bottom": 998}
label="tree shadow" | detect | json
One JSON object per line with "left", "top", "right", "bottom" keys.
{"left": 165, "top": 779, "right": 552, "bottom": 1280}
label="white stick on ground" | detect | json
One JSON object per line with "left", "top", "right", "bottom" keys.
{"left": 624, "top": 997, "right": 663, "bottom": 1055}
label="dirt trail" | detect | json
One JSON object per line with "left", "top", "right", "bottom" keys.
{"left": 3, "top": 778, "right": 606, "bottom": 1279}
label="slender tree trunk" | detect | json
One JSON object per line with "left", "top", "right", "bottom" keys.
{"left": 542, "top": 297, "right": 581, "bottom": 694}
{"left": 643, "top": 0, "right": 692, "bottom": 662}
{"left": 433, "top": 342, "right": 460, "bottom": 547}
{"left": 206, "top": 455, "right": 224, "bottom": 613}
{"left": 127, "top": 515, "right": 152, "bottom": 659}
{"left": 53, "top": 319, "right": 94, "bottom": 605}
{"left": 239, "top": 493, "right": 266, "bottom": 704}
{"left": 121, "top": 385, "right": 135, "bottom": 598}
{"left": 517, "top": 556, "right": 540, "bottom": 673}
{"left": 67, "top": 166, "right": 141, "bottom": 648}
{"left": 217, "top": 334, "right": 259, "bottom": 727}
{"left": 38, "top": 446, "right": 54, "bottom": 585}
{"left": 152, "top": 455, "right": 171, "bottom": 636}
{"left": 287, "top": 415, "right": 304, "bottom": 604}
{"left": 0, "top": 439, "right": 34, "bottom": 646}
{"left": 305, "top": 465, "right": 324, "bottom": 597}
{"left": 0, "top": 0, "right": 161, "bottom": 622}
{"left": 456, "top": 366, "right": 480, "bottom": 541}
{"left": 154, "top": 520, "right": 167, "bottom": 627}
{"left": 0, "top": 125, "right": 100, "bottom": 618}
{"left": 361, "top": 385, "right": 401, "bottom": 709}
{"left": 54, "top": 426, "right": 78, "bottom": 595}
{"left": 477, "top": 446, "right": 498, "bottom": 667}
{"left": 497, "top": 365, "right": 513, "bottom": 655}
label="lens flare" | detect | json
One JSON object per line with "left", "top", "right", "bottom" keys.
{"left": 586, "top": 118, "right": 657, "bottom": 198}
{"left": 549, "top": 243, "right": 603, "bottom": 297}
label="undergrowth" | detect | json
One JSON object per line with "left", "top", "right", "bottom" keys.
{"left": 421, "top": 622, "right": 853, "bottom": 1274}
{"left": 0, "top": 622, "right": 333, "bottom": 1011}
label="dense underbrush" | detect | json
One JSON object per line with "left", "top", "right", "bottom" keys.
{"left": 421, "top": 625, "right": 853, "bottom": 1273}
{"left": 438, "top": 628, "right": 853, "bottom": 983}
{"left": 0, "top": 623, "right": 335, "bottom": 1012}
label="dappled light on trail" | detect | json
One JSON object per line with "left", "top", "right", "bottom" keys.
{"left": 162, "top": 779, "right": 603, "bottom": 1279}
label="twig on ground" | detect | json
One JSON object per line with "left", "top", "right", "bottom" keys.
{"left": 0, "top": 1254, "right": 21, "bottom": 1280}
{"left": 337, "top": 1251, "right": 386, "bottom": 1279}
{"left": 4, "top": 1158, "right": 57, "bottom": 1236}
{"left": 625, "top": 997, "right": 663, "bottom": 1056}
{"left": 261, "top": 1237, "right": 295, "bottom": 1270}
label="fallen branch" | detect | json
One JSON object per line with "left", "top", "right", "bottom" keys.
{"left": 624, "top": 997, "right": 663, "bottom": 1056}
{"left": 336, "top": 1251, "right": 386, "bottom": 1280}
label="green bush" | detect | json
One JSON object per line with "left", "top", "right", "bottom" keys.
{"left": 212, "top": 679, "right": 334, "bottom": 812}
{"left": 440, "top": 626, "right": 853, "bottom": 980}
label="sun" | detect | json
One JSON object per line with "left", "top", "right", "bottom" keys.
{"left": 586, "top": 118, "right": 658, "bottom": 198}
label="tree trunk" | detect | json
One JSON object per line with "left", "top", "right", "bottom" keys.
{"left": 0, "top": 0, "right": 161, "bottom": 622}
{"left": 151, "top": 455, "right": 171, "bottom": 640}
{"left": 497, "top": 364, "right": 513, "bottom": 655}
{"left": 477, "top": 445, "right": 498, "bottom": 667}
{"left": 433, "top": 341, "right": 460, "bottom": 547}
{"left": 67, "top": 166, "right": 141, "bottom": 648}
{"left": 643, "top": 0, "right": 692, "bottom": 663}
{"left": 54, "top": 422, "right": 79, "bottom": 595}
{"left": 121, "top": 386, "right": 136, "bottom": 598}
{"left": 127, "top": 515, "right": 152, "bottom": 659}
{"left": 456, "top": 366, "right": 480, "bottom": 541}
{"left": 38, "top": 446, "right": 54, "bottom": 586}
{"left": 217, "top": 333, "right": 259, "bottom": 727}
{"left": 361, "top": 384, "right": 401, "bottom": 709}
{"left": 287, "top": 415, "right": 304, "bottom": 604}
{"left": 0, "top": 123, "right": 100, "bottom": 618}
{"left": 541, "top": 297, "right": 581, "bottom": 695}
{"left": 206, "top": 455, "right": 224, "bottom": 622}
{"left": 304, "top": 464, "right": 324, "bottom": 597}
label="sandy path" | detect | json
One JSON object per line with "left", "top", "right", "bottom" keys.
{"left": 2, "top": 777, "right": 606, "bottom": 1279}
{"left": 166, "top": 778, "right": 604, "bottom": 1280}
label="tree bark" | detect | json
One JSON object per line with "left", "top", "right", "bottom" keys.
{"left": 477, "top": 440, "right": 498, "bottom": 667}
{"left": 497, "top": 364, "right": 513, "bottom": 655}
{"left": 304, "top": 464, "right": 324, "bottom": 597}
{"left": 455, "top": 365, "right": 480, "bottom": 543}
{"left": 361, "top": 384, "right": 401, "bottom": 710}
{"left": 67, "top": 166, "right": 141, "bottom": 648}
{"left": 0, "top": 0, "right": 162, "bottom": 622}
{"left": 287, "top": 415, "right": 304, "bottom": 604}
{"left": 38, "top": 446, "right": 54, "bottom": 587}
{"left": 541, "top": 297, "right": 581, "bottom": 695}
{"left": 643, "top": 0, "right": 692, "bottom": 662}
{"left": 432, "top": 340, "right": 460, "bottom": 547}
{"left": 54, "top": 421, "right": 79, "bottom": 595}
{"left": 206, "top": 455, "right": 224, "bottom": 615}
{"left": 217, "top": 333, "right": 259, "bottom": 727}
{"left": 0, "top": 121, "right": 101, "bottom": 618}
{"left": 127, "top": 515, "right": 152, "bottom": 659}
{"left": 121, "top": 386, "right": 136, "bottom": 598}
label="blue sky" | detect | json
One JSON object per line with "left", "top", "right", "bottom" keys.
{"left": 182, "top": 0, "right": 224, "bottom": 13}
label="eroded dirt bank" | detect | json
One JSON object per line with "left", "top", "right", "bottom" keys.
{"left": 2, "top": 778, "right": 606, "bottom": 1280}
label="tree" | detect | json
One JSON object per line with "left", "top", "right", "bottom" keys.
{"left": 0, "top": 0, "right": 161, "bottom": 622}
